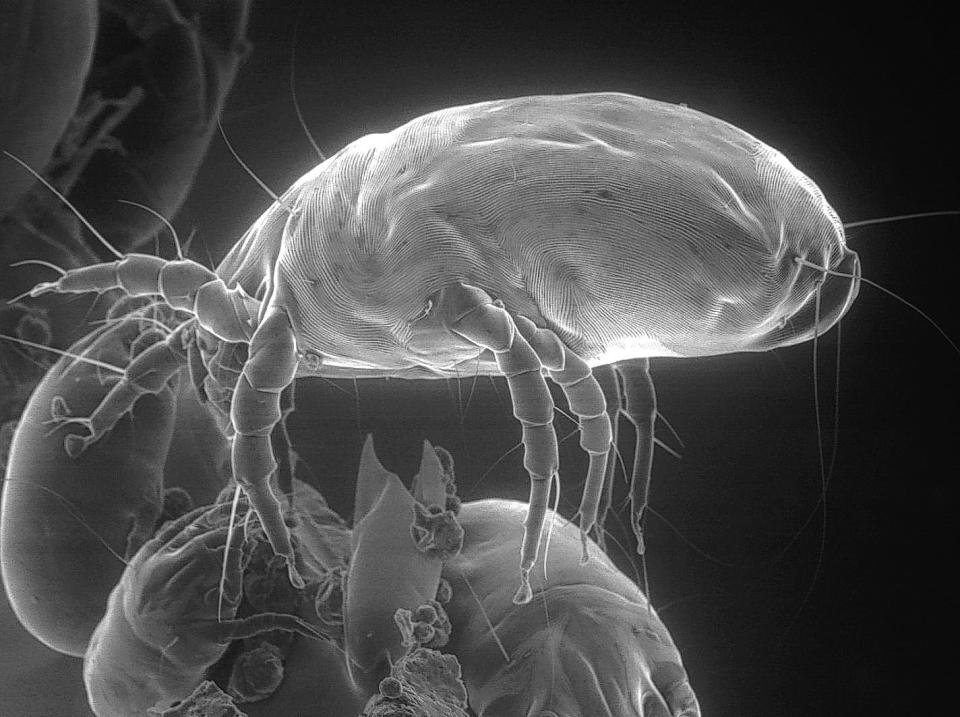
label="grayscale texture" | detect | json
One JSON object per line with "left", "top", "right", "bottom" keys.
{"left": 0, "top": 3, "right": 956, "bottom": 717}
{"left": 221, "top": 93, "right": 858, "bottom": 378}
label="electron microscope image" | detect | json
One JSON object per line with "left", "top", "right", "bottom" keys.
{"left": 1, "top": 2, "right": 956, "bottom": 716}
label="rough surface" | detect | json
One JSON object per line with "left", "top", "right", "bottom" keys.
{"left": 359, "top": 648, "right": 469, "bottom": 717}
{"left": 146, "top": 681, "right": 246, "bottom": 717}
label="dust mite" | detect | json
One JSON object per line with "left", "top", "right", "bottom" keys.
{"left": 13, "top": 92, "right": 861, "bottom": 604}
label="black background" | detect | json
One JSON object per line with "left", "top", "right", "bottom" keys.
{"left": 2, "top": 2, "right": 957, "bottom": 715}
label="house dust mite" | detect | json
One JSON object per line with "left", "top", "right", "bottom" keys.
{"left": 10, "top": 91, "right": 861, "bottom": 604}
{"left": 82, "top": 499, "right": 330, "bottom": 717}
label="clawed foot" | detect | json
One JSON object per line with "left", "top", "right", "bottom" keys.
{"left": 43, "top": 395, "right": 95, "bottom": 457}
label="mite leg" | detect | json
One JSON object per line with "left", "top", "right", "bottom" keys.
{"left": 614, "top": 358, "right": 657, "bottom": 555}
{"left": 51, "top": 322, "right": 190, "bottom": 458}
{"left": 213, "top": 612, "right": 330, "bottom": 643}
{"left": 592, "top": 364, "right": 623, "bottom": 552}
{"left": 548, "top": 346, "right": 612, "bottom": 564}
{"left": 271, "top": 384, "right": 298, "bottom": 498}
{"left": 200, "top": 337, "right": 249, "bottom": 433}
{"left": 513, "top": 315, "right": 613, "bottom": 563}
{"left": 229, "top": 305, "right": 303, "bottom": 588}
{"left": 27, "top": 254, "right": 261, "bottom": 343}
{"left": 185, "top": 329, "right": 209, "bottom": 402}
{"left": 437, "top": 283, "right": 556, "bottom": 605}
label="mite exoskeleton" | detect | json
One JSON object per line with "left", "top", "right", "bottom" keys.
{"left": 9, "top": 92, "right": 860, "bottom": 604}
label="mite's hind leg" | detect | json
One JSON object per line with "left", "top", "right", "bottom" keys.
{"left": 614, "top": 358, "right": 657, "bottom": 555}
{"left": 592, "top": 364, "right": 623, "bottom": 553}
{"left": 436, "top": 283, "right": 557, "bottom": 605}
{"left": 229, "top": 306, "right": 303, "bottom": 589}
{"left": 52, "top": 322, "right": 190, "bottom": 457}
{"left": 512, "top": 315, "right": 612, "bottom": 563}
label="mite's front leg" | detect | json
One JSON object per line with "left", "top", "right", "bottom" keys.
{"left": 230, "top": 305, "right": 304, "bottom": 588}
{"left": 436, "top": 283, "right": 557, "bottom": 605}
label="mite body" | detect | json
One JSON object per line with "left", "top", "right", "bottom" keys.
{"left": 444, "top": 498, "right": 700, "bottom": 717}
{"left": 1, "top": 315, "right": 179, "bottom": 657}
{"left": 82, "top": 499, "right": 329, "bottom": 717}
{"left": 22, "top": 92, "right": 861, "bottom": 603}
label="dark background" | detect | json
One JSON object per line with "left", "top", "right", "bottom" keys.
{"left": 2, "top": 1, "right": 957, "bottom": 715}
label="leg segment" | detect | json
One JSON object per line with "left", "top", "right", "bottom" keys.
{"left": 514, "top": 316, "right": 613, "bottom": 563}
{"left": 437, "top": 284, "right": 557, "bottom": 605}
{"left": 52, "top": 322, "right": 190, "bottom": 457}
{"left": 614, "top": 358, "right": 657, "bottom": 555}
{"left": 548, "top": 346, "right": 612, "bottom": 564}
{"left": 229, "top": 306, "right": 303, "bottom": 588}
{"left": 592, "top": 364, "right": 624, "bottom": 553}
{"left": 271, "top": 384, "right": 299, "bottom": 498}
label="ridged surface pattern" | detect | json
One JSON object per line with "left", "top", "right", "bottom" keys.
{"left": 217, "top": 93, "right": 851, "bottom": 378}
